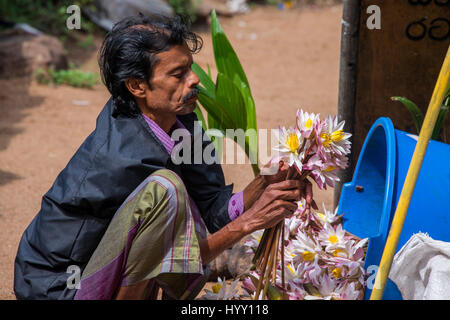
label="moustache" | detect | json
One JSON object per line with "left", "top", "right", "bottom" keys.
{"left": 182, "top": 87, "right": 199, "bottom": 104}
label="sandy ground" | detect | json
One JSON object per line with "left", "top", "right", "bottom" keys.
{"left": 0, "top": 4, "right": 342, "bottom": 299}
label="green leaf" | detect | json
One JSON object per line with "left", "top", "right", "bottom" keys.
{"left": 210, "top": 11, "right": 258, "bottom": 166}
{"left": 193, "top": 103, "right": 207, "bottom": 132}
{"left": 391, "top": 96, "right": 424, "bottom": 134}
{"left": 211, "top": 10, "right": 251, "bottom": 92}
{"left": 207, "top": 63, "right": 212, "bottom": 78}
{"left": 192, "top": 62, "right": 216, "bottom": 99}
{"left": 432, "top": 104, "right": 449, "bottom": 140}
{"left": 197, "top": 87, "right": 234, "bottom": 129}
{"left": 215, "top": 72, "right": 247, "bottom": 130}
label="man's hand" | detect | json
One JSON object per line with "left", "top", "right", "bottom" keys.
{"left": 199, "top": 177, "right": 310, "bottom": 265}
{"left": 239, "top": 180, "right": 302, "bottom": 235}
{"left": 244, "top": 160, "right": 318, "bottom": 211}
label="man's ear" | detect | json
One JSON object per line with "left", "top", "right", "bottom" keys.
{"left": 124, "top": 78, "right": 148, "bottom": 99}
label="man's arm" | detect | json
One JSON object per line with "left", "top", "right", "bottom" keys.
{"left": 199, "top": 180, "right": 302, "bottom": 265}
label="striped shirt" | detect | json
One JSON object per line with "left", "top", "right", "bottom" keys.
{"left": 142, "top": 114, "right": 245, "bottom": 221}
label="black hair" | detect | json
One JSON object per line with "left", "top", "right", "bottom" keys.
{"left": 98, "top": 13, "right": 203, "bottom": 117}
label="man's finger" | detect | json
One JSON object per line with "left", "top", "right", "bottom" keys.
{"left": 269, "top": 179, "right": 302, "bottom": 191}
{"left": 276, "top": 189, "right": 302, "bottom": 202}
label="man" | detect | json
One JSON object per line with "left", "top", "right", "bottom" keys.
{"left": 14, "top": 14, "right": 311, "bottom": 300}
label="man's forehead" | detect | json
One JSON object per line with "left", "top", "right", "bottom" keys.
{"left": 155, "top": 44, "right": 193, "bottom": 70}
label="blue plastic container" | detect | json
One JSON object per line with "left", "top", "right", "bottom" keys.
{"left": 337, "top": 117, "right": 450, "bottom": 300}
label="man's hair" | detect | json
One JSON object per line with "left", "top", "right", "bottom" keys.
{"left": 98, "top": 14, "right": 203, "bottom": 117}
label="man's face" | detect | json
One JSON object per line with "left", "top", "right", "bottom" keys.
{"left": 144, "top": 42, "right": 200, "bottom": 115}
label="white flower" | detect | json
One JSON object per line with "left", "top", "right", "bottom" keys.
{"left": 201, "top": 277, "right": 240, "bottom": 300}
{"left": 283, "top": 240, "right": 297, "bottom": 265}
{"left": 304, "top": 273, "right": 339, "bottom": 300}
{"left": 318, "top": 115, "right": 352, "bottom": 156}
{"left": 284, "top": 215, "right": 304, "bottom": 239}
{"left": 294, "top": 199, "right": 306, "bottom": 216}
{"left": 273, "top": 126, "right": 305, "bottom": 171}
{"left": 317, "top": 223, "right": 346, "bottom": 252}
{"left": 296, "top": 109, "right": 320, "bottom": 138}
{"left": 335, "top": 281, "right": 362, "bottom": 300}
{"left": 292, "top": 231, "right": 322, "bottom": 263}
{"left": 314, "top": 203, "right": 340, "bottom": 226}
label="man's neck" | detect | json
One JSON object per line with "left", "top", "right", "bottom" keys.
{"left": 141, "top": 111, "right": 176, "bottom": 134}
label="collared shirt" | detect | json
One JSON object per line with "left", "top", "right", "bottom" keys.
{"left": 142, "top": 114, "right": 244, "bottom": 221}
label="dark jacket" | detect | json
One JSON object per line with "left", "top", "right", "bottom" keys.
{"left": 14, "top": 98, "right": 233, "bottom": 300}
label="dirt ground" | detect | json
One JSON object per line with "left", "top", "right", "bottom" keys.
{"left": 0, "top": 4, "right": 343, "bottom": 299}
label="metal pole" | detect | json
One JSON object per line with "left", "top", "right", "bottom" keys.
{"left": 370, "top": 46, "right": 450, "bottom": 300}
{"left": 334, "top": 0, "right": 361, "bottom": 210}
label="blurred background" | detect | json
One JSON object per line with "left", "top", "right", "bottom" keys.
{"left": 0, "top": 0, "right": 343, "bottom": 299}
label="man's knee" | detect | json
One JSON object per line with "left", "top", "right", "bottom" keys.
{"left": 149, "top": 169, "right": 186, "bottom": 196}
{"left": 138, "top": 169, "right": 189, "bottom": 216}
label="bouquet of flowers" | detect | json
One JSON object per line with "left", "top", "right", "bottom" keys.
{"left": 200, "top": 109, "right": 368, "bottom": 300}
{"left": 241, "top": 109, "right": 368, "bottom": 300}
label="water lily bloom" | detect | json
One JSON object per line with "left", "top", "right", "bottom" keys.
{"left": 283, "top": 240, "right": 298, "bottom": 265}
{"left": 273, "top": 126, "right": 304, "bottom": 171}
{"left": 292, "top": 231, "right": 322, "bottom": 263}
{"left": 241, "top": 273, "right": 258, "bottom": 297}
{"left": 335, "top": 281, "right": 362, "bottom": 300}
{"left": 304, "top": 273, "right": 339, "bottom": 300}
{"left": 246, "top": 109, "right": 364, "bottom": 300}
{"left": 284, "top": 214, "right": 305, "bottom": 238}
{"left": 318, "top": 223, "right": 346, "bottom": 252}
{"left": 202, "top": 277, "right": 240, "bottom": 300}
{"left": 313, "top": 202, "right": 340, "bottom": 226}
{"left": 286, "top": 286, "right": 308, "bottom": 300}
{"left": 317, "top": 115, "right": 352, "bottom": 157}
{"left": 294, "top": 199, "right": 306, "bottom": 216}
{"left": 296, "top": 109, "right": 320, "bottom": 138}
{"left": 303, "top": 154, "right": 340, "bottom": 190}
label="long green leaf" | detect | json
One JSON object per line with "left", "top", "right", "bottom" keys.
{"left": 211, "top": 10, "right": 258, "bottom": 171}
{"left": 216, "top": 72, "right": 247, "bottom": 130}
{"left": 391, "top": 96, "right": 424, "bottom": 134}
{"left": 432, "top": 105, "right": 449, "bottom": 140}
{"left": 192, "top": 62, "right": 216, "bottom": 99}
{"left": 193, "top": 103, "right": 207, "bottom": 132}
{"left": 197, "top": 87, "right": 234, "bottom": 129}
{"left": 210, "top": 10, "right": 257, "bottom": 130}
{"left": 211, "top": 10, "right": 250, "bottom": 90}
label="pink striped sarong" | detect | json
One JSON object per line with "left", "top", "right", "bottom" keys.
{"left": 73, "top": 169, "right": 209, "bottom": 300}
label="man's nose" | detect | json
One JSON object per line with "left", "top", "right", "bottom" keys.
{"left": 188, "top": 69, "right": 200, "bottom": 88}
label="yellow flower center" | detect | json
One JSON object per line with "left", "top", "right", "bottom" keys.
{"left": 328, "top": 235, "right": 338, "bottom": 244}
{"left": 302, "top": 251, "right": 316, "bottom": 261}
{"left": 332, "top": 267, "right": 342, "bottom": 278}
{"left": 212, "top": 283, "right": 222, "bottom": 294}
{"left": 286, "top": 133, "right": 300, "bottom": 154}
{"left": 320, "top": 133, "right": 332, "bottom": 147}
{"left": 317, "top": 212, "right": 325, "bottom": 221}
{"left": 331, "top": 130, "right": 344, "bottom": 142}
{"left": 287, "top": 264, "right": 296, "bottom": 275}
{"left": 305, "top": 118, "right": 313, "bottom": 129}
{"left": 333, "top": 249, "right": 345, "bottom": 257}
{"left": 323, "top": 166, "right": 336, "bottom": 172}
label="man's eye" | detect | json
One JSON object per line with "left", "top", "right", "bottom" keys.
{"left": 173, "top": 73, "right": 184, "bottom": 79}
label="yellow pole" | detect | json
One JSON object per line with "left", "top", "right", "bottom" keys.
{"left": 370, "top": 46, "right": 450, "bottom": 300}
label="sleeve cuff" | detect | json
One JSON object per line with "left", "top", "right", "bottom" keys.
{"left": 228, "top": 190, "right": 244, "bottom": 221}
